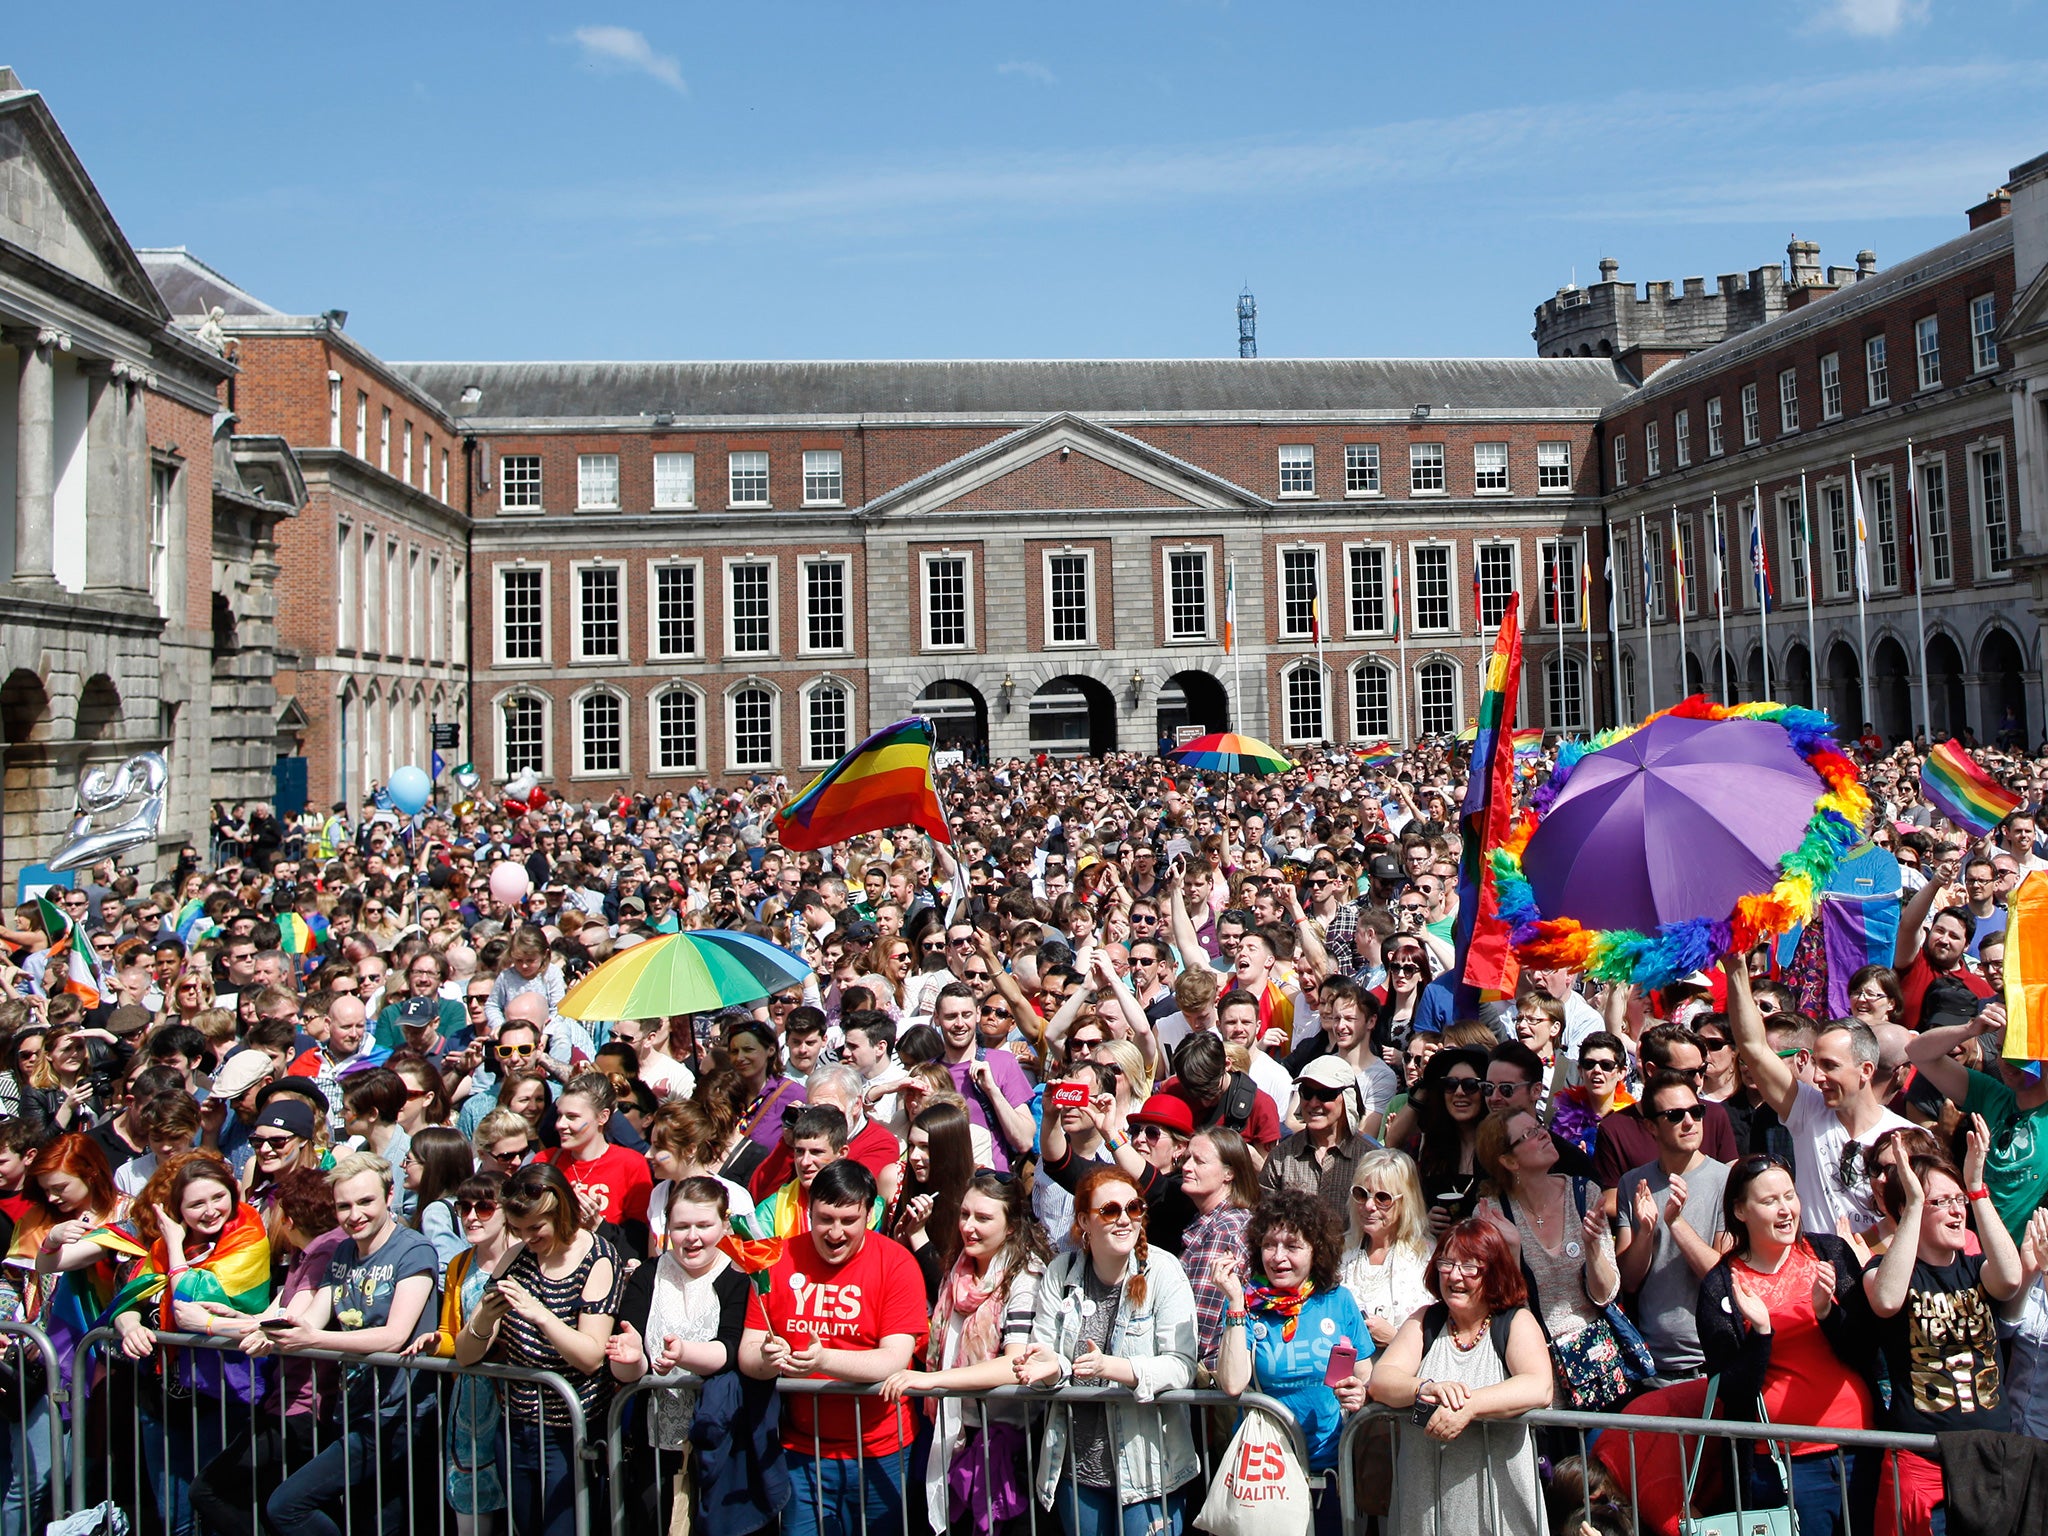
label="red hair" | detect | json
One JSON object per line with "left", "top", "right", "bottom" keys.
{"left": 1070, "top": 1165, "right": 1150, "bottom": 1310}
{"left": 21, "top": 1133, "right": 122, "bottom": 1242}
{"left": 1424, "top": 1217, "right": 1528, "bottom": 1313}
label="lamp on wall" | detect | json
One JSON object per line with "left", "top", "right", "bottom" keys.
{"left": 1000, "top": 673, "right": 1015, "bottom": 713}
{"left": 1129, "top": 670, "right": 1145, "bottom": 707}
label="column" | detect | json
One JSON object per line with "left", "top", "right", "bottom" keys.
{"left": 82, "top": 361, "right": 126, "bottom": 592}
{"left": 124, "top": 369, "right": 156, "bottom": 601}
{"left": 11, "top": 328, "right": 65, "bottom": 584}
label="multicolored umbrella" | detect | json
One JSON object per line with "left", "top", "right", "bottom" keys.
{"left": 1167, "top": 732, "right": 1294, "bottom": 776}
{"left": 557, "top": 929, "right": 810, "bottom": 1022}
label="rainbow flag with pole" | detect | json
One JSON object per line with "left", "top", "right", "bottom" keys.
{"left": 1454, "top": 593, "right": 1524, "bottom": 1011}
{"left": 2003, "top": 870, "right": 2048, "bottom": 1078}
{"left": 1921, "top": 739, "right": 2021, "bottom": 837}
{"left": 773, "top": 717, "right": 950, "bottom": 852}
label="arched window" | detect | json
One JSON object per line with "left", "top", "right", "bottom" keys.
{"left": 1351, "top": 662, "right": 1393, "bottom": 742}
{"left": 1281, "top": 662, "right": 1326, "bottom": 745}
{"left": 653, "top": 687, "right": 701, "bottom": 772}
{"left": 1620, "top": 648, "right": 1638, "bottom": 720}
{"left": 362, "top": 687, "right": 382, "bottom": 790}
{"left": 804, "top": 679, "right": 850, "bottom": 766}
{"left": 1546, "top": 653, "right": 1586, "bottom": 734}
{"left": 730, "top": 686, "right": 777, "bottom": 768}
{"left": 501, "top": 693, "right": 547, "bottom": 777}
{"left": 577, "top": 689, "right": 624, "bottom": 776}
{"left": 1416, "top": 661, "right": 1458, "bottom": 737}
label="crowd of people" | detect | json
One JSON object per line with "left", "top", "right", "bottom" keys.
{"left": 2, "top": 726, "right": 2047, "bottom": 1536}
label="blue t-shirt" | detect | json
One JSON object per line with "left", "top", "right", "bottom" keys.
{"left": 1247, "top": 1285, "right": 1373, "bottom": 1470}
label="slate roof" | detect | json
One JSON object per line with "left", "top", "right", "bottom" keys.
{"left": 389, "top": 357, "right": 1634, "bottom": 424}
{"left": 134, "top": 248, "right": 281, "bottom": 318}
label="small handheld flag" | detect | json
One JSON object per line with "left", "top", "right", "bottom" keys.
{"left": 1921, "top": 739, "right": 2022, "bottom": 836}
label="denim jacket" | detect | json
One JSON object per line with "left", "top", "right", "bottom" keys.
{"left": 1028, "top": 1245, "right": 1200, "bottom": 1508}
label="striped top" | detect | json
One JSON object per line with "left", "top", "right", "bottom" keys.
{"left": 498, "top": 1232, "right": 626, "bottom": 1427}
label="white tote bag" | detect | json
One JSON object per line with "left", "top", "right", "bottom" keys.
{"left": 1193, "top": 1407, "right": 1312, "bottom": 1536}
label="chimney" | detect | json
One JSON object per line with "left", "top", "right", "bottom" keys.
{"left": 1786, "top": 237, "right": 1823, "bottom": 287}
{"left": 1856, "top": 250, "right": 1878, "bottom": 280}
{"left": 1597, "top": 257, "right": 1620, "bottom": 282}
{"left": 1968, "top": 188, "right": 2012, "bottom": 229}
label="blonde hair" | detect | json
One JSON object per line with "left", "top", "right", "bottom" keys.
{"left": 1098, "top": 1039, "right": 1151, "bottom": 1102}
{"left": 189, "top": 1008, "right": 237, "bottom": 1047}
{"left": 1344, "top": 1147, "right": 1431, "bottom": 1258}
{"left": 327, "top": 1151, "right": 393, "bottom": 1192}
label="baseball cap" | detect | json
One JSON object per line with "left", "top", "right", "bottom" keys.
{"left": 1296, "top": 1056, "right": 1359, "bottom": 1092}
{"left": 1369, "top": 854, "right": 1404, "bottom": 884}
{"left": 1127, "top": 1094, "right": 1196, "bottom": 1138}
{"left": 397, "top": 996, "right": 439, "bottom": 1029}
{"left": 251, "top": 1098, "right": 317, "bottom": 1140}
{"left": 618, "top": 896, "right": 647, "bottom": 917}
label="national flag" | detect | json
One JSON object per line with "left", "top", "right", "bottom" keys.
{"left": 1471, "top": 564, "right": 1483, "bottom": 632}
{"left": 1309, "top": 591, "right": 1322, "bottom": 646}
{"left": 1903, "top": 461, "right": 1920, "bottom": 596}
{"left": 1749, "top": 513, "right": 1774, "bottom": 608}
{"left": 773, "top": 717, "right": 951, "bottom": 852}
{"left": 2003, "top": 871, "right": 2048, "bottom": 1073}
{"left": 1390, "top": 558, "right": 1402, "bottom": 638}
{"left": 1542, "top": 555, "right": 1559, "bottom": 626}
{"left": 34, "top": 895, "right": 104, "bottom": 1009}
{"left": 1580, "top": 558, "right": 1592, "bottom": 633}
{"left": 1712, "top": 513, "right": 1727, "bottom": 615}
{"left": 1640, "top": 533, "right": 1653, "bottom": 621}
{"left": 1852, "top": 470, "right": 1871, "bottom": 598}
{"left": 1455, "top": 593, "right": 1524, "bottom": 1009}
{"left": 1921, "top": 739, "right": 2023, "bottom": 836}
{"left": 1672, "top": 529, "right": 1688, "bottom": 612}
{"left": 1222, "top": 563, "right": 1236, "bottom": 655}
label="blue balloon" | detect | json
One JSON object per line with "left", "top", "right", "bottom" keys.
{"left": 388, "top": 764, "right": 432, "bottom": 816}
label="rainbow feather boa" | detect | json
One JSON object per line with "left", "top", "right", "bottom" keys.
{"left": 1490, "top": 696, "right": 1869, "bottom": 988}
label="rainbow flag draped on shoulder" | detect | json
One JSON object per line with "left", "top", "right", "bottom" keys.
{"left": 1454, "top": 594, "right": 1524, "bottom": 1011}
{"left": 90, "top": 1202, "right": 272, "bottom": 1330}
{"left": 1921, "top": 739, "right": 2021, "bottom": 837}
{"left": 773, "top": 717, "right": 951, "bottom": 852}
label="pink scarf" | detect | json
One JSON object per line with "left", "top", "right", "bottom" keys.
{"left": 932, "top": 1256, "right": 1008, "bottom": 1377}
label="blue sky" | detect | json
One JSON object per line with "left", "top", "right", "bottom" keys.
{"left": 12, "top": 0, "right": 2046, "bottom": 362}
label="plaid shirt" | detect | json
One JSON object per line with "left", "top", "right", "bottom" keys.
{"left": 1180, "top": 1203, "right": 1252, "bottom": 1365}
{"left": 1318, "top": 900, "right": 1361, "bottom": 975}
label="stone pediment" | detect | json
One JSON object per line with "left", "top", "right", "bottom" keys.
{"left": 866, "top": 412, "right": 1268, "bottom": 518}
{"left": 0, "top": 74, "right": 171, "bottom": 323}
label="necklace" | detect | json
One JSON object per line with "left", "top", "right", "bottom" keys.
{"left": 1450, "top": 1311, "right": 1494, "bottom": 1351}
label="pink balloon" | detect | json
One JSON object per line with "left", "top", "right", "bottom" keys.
{"left": 488, "top": 862, "right": 530, "bottom": 907}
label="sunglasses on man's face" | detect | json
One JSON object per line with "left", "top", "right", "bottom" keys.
{"left": 1652, "top": 1103, "right": 1706, "bottom": 1126}
{"left": 496, "top": 1042, "right": 536, "bottom": 1058}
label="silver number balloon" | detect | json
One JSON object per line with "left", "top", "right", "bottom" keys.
{"left": 48, "top": 752, "right": 169, "bottom": 872}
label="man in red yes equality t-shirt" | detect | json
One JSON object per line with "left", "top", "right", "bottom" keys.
{"left": 741, "top": 1160, "right": 929, "bottom": 1536}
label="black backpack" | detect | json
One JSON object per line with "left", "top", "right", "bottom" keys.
{"left": 1213, "top": 1072, "right": 1259, "bottom": 1133}
{"left": 1417, "top": 1302, "right": 1516, "bottom": 1364}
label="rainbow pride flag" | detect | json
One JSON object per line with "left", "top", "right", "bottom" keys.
{"left": 1512, "top": 728, "right": 1546, "bottom": 756}
{"left": 91, "top": 1201, "right": 271, "bottom": 1330}
{"left": 2003, "top": 870, "right": 2048, "bottom": 1072}
{"left": 1356, "top": 744, "right": 1400, "bottom": 768}
{"left": 277, "top": 911, "right": 327, "bottom": 956}
{"left": 773, "top": 717, "right": 950, "bottom": 852}
{"left": 1921, "top": 739, "right": 2021, "bottom": 837}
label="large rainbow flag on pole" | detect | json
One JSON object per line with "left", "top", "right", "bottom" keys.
{"left": 1921, "top": 739, "right": 2021, "bottom": 837}
{"left": 773, "top": 717, "right": 951, "bottom": 852}
{"left": 2002, "top": 870, "right": 2048, "bottom": 1073}
{"left": 1455, "top": 593, "right": 1524, "bottom": 1011}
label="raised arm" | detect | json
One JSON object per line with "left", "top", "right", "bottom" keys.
{"left": 1894, "top": 875, "right": 1945, "bottom": 970}
{"left": 1903, "top": 1012, "right": 1993, "bottom": 1105}
{"left": 1723, "top": 956, "right": 1797, "bottom": 1119}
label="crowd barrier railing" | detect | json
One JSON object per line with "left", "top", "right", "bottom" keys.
{"left": 1337, "top": 1398, "right": 1941, "bottom": 1536}
{"left": 66, "top": 1327, "right": 590, "bottom": 1536}
{"left": 0, "top": 1318, "right": 65, "bottom": 1535}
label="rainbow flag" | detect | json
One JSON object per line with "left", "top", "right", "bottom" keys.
{"left": 34, "top": 895, "right": 104, "bottom": 1008}
{"left": 1356, "top": 744, "right": 1400, "bottom": 768}
{"left": 2003, "top": 870, "right": 2048, "bottom": 1073}
{"left": 1455, "top": 593, "right": 1524, "bottom": 1008}
{"left": 173, "top": 896, "right": 215, "bottom": 946}
{"left": 1511, "top": 727, "right": 1545, "bottom": 756}
{"left": 1921, "top": 739, "right": 2021, "bottom": 836}
{"left": 277, "top": 911, "right": 327, "bottom": 956}
{"left": 773, "top": 717, "right": 950, "bottom": 852}
{"left": 91, "top": 1201, "right": 271, "bottom": 1330}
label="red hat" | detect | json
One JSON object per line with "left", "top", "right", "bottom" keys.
{"left": 1128, "top": 1093, "right": 1195, "bottom": 1138}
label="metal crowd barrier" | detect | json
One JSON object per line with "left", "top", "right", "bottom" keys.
{"left": 67, "top": 1327, "right": 589, "bottom": 1536}
{"left": 1337, "top": 1399, "right": 1941, "bottom": 1536}
{"left": 0, "top": 1319, "right": 65, "bottom": 1536}
{"left": 605, "top": 1374, "right": 1311, "bottom": 1536}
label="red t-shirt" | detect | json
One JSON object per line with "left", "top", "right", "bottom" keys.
{"left": 538, "top": 1140, "right": 652, "bottom": 1226}
{"left": 1898, "top": 952, "right": 1993, "bottom": 1030}
{"left": 1156, "top": 1073, "right": 1283, "bottom": 1149}
{"left": 746, "top": 1119, "right": 901, "bottom": 1203}
{"left": 744, "top": 1230, "right": 930, "bottom": 1456}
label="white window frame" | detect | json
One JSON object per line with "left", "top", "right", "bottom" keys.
{"left": 1276, "top": 545, "right": 1324, "bottom": 641}
{"left": 648, "top": 559, "right": 703, "bottom": 659}
{"left": 802, "top": 449, "right": 845, "bottom": 507}
{"left": 1706, "top": 396, "right": 1725, "bottom": 456}
{"left": 494, "top": 562, "right": 551, "bottom": 667}
{"left": 724, "top": 556, "right": 780, "bottom": 658}
{"left": 379, "top": 406, "right": 391, "bottom": 473}
{"left": 1778, "top": 369, "right": 1800, "bottom": 435}
{"left": 649, "top": 685, "right": 704, "bottom": 775}
{"left": 571, "top": 559, "right": 627, "bottom": 664}
{"left": 653, "top": 452, "right": 696, "bottom": 510}
{"left": 355, "top": 391, "right": 368, "bottom": 458}
{"left": 1278, "top": 445, "right": 1316, "bottom": 498}
{"left": 1343, "top": 542, "right": 1393, "bottom": 638}
{"left": 1537, "top": 441, "right": 1572, "bottom": 493}
{"left": 1415, "top": 657, "right": 1461, "bottom": 738}
{"left": 728, "top": 451, "right": 771, "bottom": 508}
{"left": 1410, "top": 543, "right": 1455, "bottom": 635}
{"left": 422, "top": 432, "right": 434, "bottom": 494}
{"left": 428, "top": 554, "right": 443, "bottom": 663}
{"left": 1613, "top": 435, "right": 1628, "bottom": 487}
{"left": 336, "top": 519, "right": 355, "bottom": 647}
{"left": 328, "top": 376, "right": 342, "bottom": 449}
{"left": 1343, "top": 443, "right": 1381, "bottom": 497}
{"left": 1916, "top": 315, "right": 1942, "bottom": 391}
{"left": 1917, "top": 455, "right": 1953, "bottom": 588}
{"left": 1280, "top": 661, "right": 1328, "bottom": 746}
{"left": 402, "top": 420, "right": 414, "bottom": 484}
{"left": 1409, "top": 442, "right": 1446, "bottom": 495}
{"left": 1675, "top": 409, "right": 1692, "bottom": 468}
{"left": 440, "top": 449, "right": 449, "bottom": 504}
{"left": 1163, "top": 546, "right": 1212, "bottom": 643}
{"left": 801, "top": 676, "right": 854, "bottom": 767}
{"left": 727, "top": 681, "right": 780, "bottom": 771}
{"left": 1474, "top": 441, "right": 1509, "bottom": 494}
{"left": 1546, "top": 652, "right": 1588, "bottom": 734}
{"left": 1971, "top": 294, "right": 1998, "bottom": 373}
{"left": 1538, "top": 538, "right": 1583, "bottom": 629}
{"left": 451, "top": 562, "right": 467, "bottom": 667}
{"left": 577, "top": 453, "right": 620, "bottom": 511}
{"left": 1612, "top": 530, "right": 1634, "bottom": 623}
{"left": 571, "top": 686, "right": 628, "bottom": 780}
{"left": 1865, "top": 469, "right": 1899, "bottom": 594}
{"left": 1043, "top": 549, "right": 1096, "bottom": 647}
{"left": 1820, "top": 352, "right": 1842, "bottom": 421}
{"left": 407, "top": 546, "right": 421, "bottom": 659}
{"left": 1473, "top": 539, "right": 1518, "bottom": 632}
{"left": 496, "top": 689, "right": 551, "bottom": 780}
{"left": 1778, "top": 492, "right": 1809, "bottom": 604}
{"left": 1821, "top": 482, "right": 1852, "bottom": 599}
{"left": 385, "top": 537, "right": 401, "bottom": 657}
{"left": 921, "top": 551, "right": 975, "bottom": 651}
{"left": 500, "top": 455, "right": 543, "bottom": 513}
{"left": 1740, "top": 382, "right": 1760, "bottom": 446}
{"left": 1970, "top": 441, "right": 2012, "bottom": 580}
{"left": 1866, "top": 334, "right": 1890, "bottom": 406}
{"left": 1643, "top": 424, "right": 1660, "bottom": 479}
{"left": 1350, "top": 660, "right": 1394, "bottom": 743}
{"left": 800, "top": 555, "right": 853, "bottom": 655}
{"left": 362, "top": 527, "right": 379, "bottom": 650}
{"left": 1644, "top": 520, "right": 1668, "bottom": 621}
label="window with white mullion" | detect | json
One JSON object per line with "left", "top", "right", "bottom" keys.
{"left": 577, "top": 565, "right": 622, "bottom": 660}
{"left": 924, "top": 556, "right": 969, "bottom": 649}
{"left": 1412, "top": 546, "right": 1452, "bottom": 633}
{"left": 1346, "top": 546, "right": 1388, "bottom": 636}
{"left": 653, "top": 564, "right": 699, "bottom": 658}
{"left": 1047, "top": 554, "right": 1092, "bottom": 644}
{"left": 1920, "top": 461, "right": 1952, "bottom": 585}
{"left": 1166, "top": 550, "right": 1210, "bottom": 641}
{"left": 500, "top": 568, "right": 545, "bottom": 662}
{"left": 728, "top": 563, "right": 774, "bottom": 655}
{"left": 804, "top": 559, "right": 847, "bottom": 652}
{"left": 578, "top": 691, "right": 623, "bottom": 775}
{"left": 1279, "top": 548, "right": 1320, "bottom": 639}
{"left": 1476, "top": 543, "right": 1515, "bottom": 629}
{"left": 655, "top": 688, "right": 700, "bottom": 771}
{"left": 1351, "top": 663, "right": 1392, "bottom": 741}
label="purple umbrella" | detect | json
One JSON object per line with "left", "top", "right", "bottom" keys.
{"left": 1520, "top": 713, "right": 1826, "bottom": 937}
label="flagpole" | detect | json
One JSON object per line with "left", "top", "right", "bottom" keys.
{"left": 1712, "top": 494, "right": 1729, "bottom": 701}
{"left": 1801, "top": 471, "right": 1817, "bottom": 707}
{"left": 1852, "top": 454, "right": 1870, "bottom": 732}
{"left": 1312, "top": 569, "right": 1328, "bottom": 744}
{"left": 1640, "top": 511, "right": 1656, "bottom": 713}
{"left": 1909, "top": 437, "right": 1930, "bottom": 739}
{"left": 1754, "top": 482, "right": 1771, "bottom": 701}
{"left": 1589, "top": 537, "right": 1602, "bottom": 731}
{"left": 1550, "top": 540, "right": 1564, "bottom": 733}
{"left": 1227, "top": 556, "right": 1241, "bottom": 732}
{"left": 1395, "top": 559, "right": 1410, "bottom": 745}
{"left": 1674, "top": 504, "right": 1689, "bottom": 698}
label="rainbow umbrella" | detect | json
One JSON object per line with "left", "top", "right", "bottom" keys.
{"left": 557, "top": 929, "right": 810, "bottom": 1022}
{"left": 1167, "top": 732, "right": 1294, "bottom": 776}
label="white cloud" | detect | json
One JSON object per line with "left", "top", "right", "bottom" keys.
{"left": 1809, "top": 0, "right": 1930, "bottom": 37}
{"left": 568, "top": 25, "right": 686, "bottom": 93}
{"left": 996, "top": 60, "right": 1057, "bottom": 85}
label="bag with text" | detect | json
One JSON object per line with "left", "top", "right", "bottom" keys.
{"left": 1194, "top": 1406, "right": 1311, "bottom": 1536}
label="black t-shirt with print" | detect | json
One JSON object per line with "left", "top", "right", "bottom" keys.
{"left": 1865, "top": 1250, "right": 2010, "bottom": 1435}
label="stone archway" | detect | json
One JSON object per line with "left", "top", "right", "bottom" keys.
{"left": 1783, "top": 643, "right": 1814, "bottom": 710}
{"left": 1030, "top": 674, "right": 1118, "bottom": 757}
{"left": 914, "top": 679, "right": 989, "bottom": 764}
{"left": 1871, "top": 636, "right": 1912, "bottom": 744}
{"left": 1828, "top": 641, "right": 1864, "bottom": 735}
{"left": 1925, "top": 633, "right": 1966, "bottom": 741}
{"left": 1682, "top": 650, "right": 1705, "bottom": 698}
{"left": 1156, "top": 670, "right": 1230, "bottom": 750}
{"left": 1980, "top": 626, "right": 2029, "bottom": 747}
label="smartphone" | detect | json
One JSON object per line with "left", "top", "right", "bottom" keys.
{"left": 258, "top": 1316, "right": 294, "bottom": 1334}
{"left": 1324, "top": 1341, "right": 1358, "bottom": 1386}
{"left": 1048, "top": 1082, "right": 1091, "bottom": 1112}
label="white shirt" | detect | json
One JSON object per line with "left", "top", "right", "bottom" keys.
{"left": 1244, "top": 1049, "right": 1295, "bottom": 1116}
{"left": 638, "top": 1052, "right": 696, "bottom": 1102}
{"left": 1784, "top": 1078, "right": 1911, "bottom": 1236}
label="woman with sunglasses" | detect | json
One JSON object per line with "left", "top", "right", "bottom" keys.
{"left": 1407, "top": 1048, "right": 1490, "bottom": 1236}
{"left": 409, "top": 1170, "right": 512, "bottom": 1536}
{"left": 169, "top": 964, "right": 214, "bottom": 1026}
{"left": 1016, "top": 1166, "right": 1200, "bottom": 1536}
{"left": 1697, "top": 1154, "right": 1879, "bottom": 1536}
{"left": 1340, "top": 1148, "right": 1434, "bottom": 1347}
{"left": 1371, "top": 937, "right": 1445, "bottom": 1057}
{"left": 873, "top": 937, "right": 916, "bottom": 1019}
